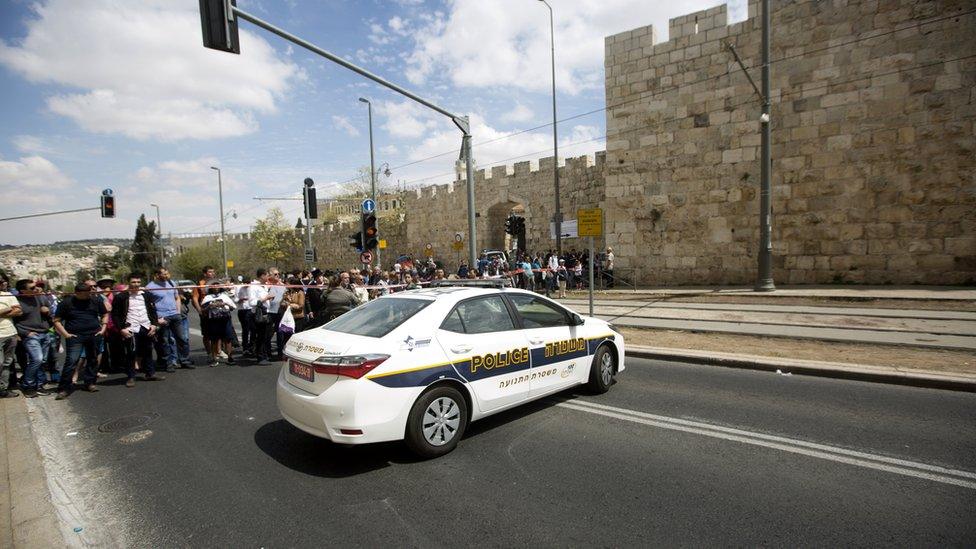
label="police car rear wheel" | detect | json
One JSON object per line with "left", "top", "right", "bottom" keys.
{"left": 587, "top": 345, "right": 615, "bottom": 394}
{"left": 405, "top": 386, "right": 468, "bottom": 458}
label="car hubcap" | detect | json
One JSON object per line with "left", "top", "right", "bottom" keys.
{"left": 422, "top": 397, "right": 461, "bottom": 446}
{"left": 600, "top": 352, "right": 613, "bottom": 385}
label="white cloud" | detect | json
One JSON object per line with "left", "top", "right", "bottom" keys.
{"left": 12, "top": 135, "right": 55, "bottom": 155}
{"left": 502, "top": 103, "right": 534, "bottom": 123}
{"left": 0, "top": 155, "right": 74, "bottom": 195}
{"left": 0, "top": 0, "right": 303, "bottom": 141}
{"left": 380, "top": 144, "right": 399, "bottom": 156}
{"left": 375, "top": 99, "right": 441, "bottom": 139}
{"left": 404, "top": 0, "right": 745, "bottom": 93}
{"left": 332, "top": 115, "right": 361, "bottom": 137}
{"left": 392, "top": 116, "right": 604, "bottom": 188}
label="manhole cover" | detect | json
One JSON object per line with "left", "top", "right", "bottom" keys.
{"left": 98, "top": 412, "right": 161, "bottom": 433}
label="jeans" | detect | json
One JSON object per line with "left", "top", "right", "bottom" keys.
{"left": 238, "top": 309, "right": 252, "bottom": 353}
{"left": 61, "top": 333, "right": 99, "bottom": 391}
{"left": 0, "top": 335, "right": 15, "bottom": 392}
{"left": 20, "top": 332, "right": 53, "bottom": 391}
{"left": 270, "top": 311, "right": 284, "bottom": 358}
{"left": 155, "top": 314, "right": 190, "bottom": 366}
{"left": 123, "top": 326, "right": 156, "bottom": 379}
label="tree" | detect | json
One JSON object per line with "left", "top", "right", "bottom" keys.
{"left": 340, "top": 166, "right": 394, "bottom": 198}
{"left": 251, "top": 207, "right": 301, "bottom": 267}
{"left": 130, "top": 214, "right": 159, "bottom": 276}
{"left": 172, "top": 245, "right": 222, "bottom": 280}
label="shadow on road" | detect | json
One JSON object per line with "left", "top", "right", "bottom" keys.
{"left": 253, "top": 389, "right": 587, "bottom": 477}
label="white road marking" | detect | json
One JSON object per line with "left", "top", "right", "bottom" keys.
{"left": 558, "top": 399, "right": 976, "bottom": 491}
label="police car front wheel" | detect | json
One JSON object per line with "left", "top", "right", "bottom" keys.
{"left": 587, "top": 345, "right": 616, "bottom": 394}
{"left": 405, "top": 386, "right": 468, "bottom": 458}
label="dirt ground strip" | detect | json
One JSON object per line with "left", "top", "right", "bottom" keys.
{"left": 620, "top": 327, "right": 976, "bottom": 376}
{"left": 567, "top": 291, "right": 976, "bottom": 312}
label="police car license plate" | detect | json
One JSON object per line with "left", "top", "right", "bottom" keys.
{"left": 289, "top": 360, "right": 314, "bottom": 382}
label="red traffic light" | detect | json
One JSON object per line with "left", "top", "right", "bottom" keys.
{"left": 100, "top": 195, "right": 115, "bottom": 218}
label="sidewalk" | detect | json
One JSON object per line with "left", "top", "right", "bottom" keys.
{"left": 1, "top": 397, "right": 65, "bottom": 548}
{"left": 562, "top": 292, "right": 976, "bottom": 351}
{"left": 573, "top": 285, "right": 976, "bottom": 301}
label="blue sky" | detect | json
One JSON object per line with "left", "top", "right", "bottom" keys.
{"left": 0, "top": 0, "right": 745, "bottom": 245}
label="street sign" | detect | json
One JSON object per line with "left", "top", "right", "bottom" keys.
{"left": 379, "top": 239, "right": 387, "bottom": 249}
{"left": 361, "top": 198, "right": 376, "bottom": 214}
{"left": 578, "top": 208, "right": 603, "bottom": 237}
{"left": 549, "top": 219, "right": 578, "bottom": 239}
{"left": 424, "top": 243, "right": 434, "bottom": 257}
{"left": 304, "top": 248, "right": 315, "bottom": 262}
{"left": 226, "top": 260, "right": 234, "bottom": 268}
{"left": 454, "top": 232, "right": 463, "bottom": 243}
{"left": 360, "top": 251, "right": 373, "bottom": 264}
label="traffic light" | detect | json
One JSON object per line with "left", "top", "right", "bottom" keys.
{"left": 505, "top": 214, "right": 514, "bottom": 235}
{"left": 100, "top": 195, "right": 115, "bottom": 218}
{"left": 516, "top": 216, "right": 525, "bottom": 234}
{"left": 362, "top": 213, "right": 378, "bottom": 250}
{"left": 303, "top": 180, "right": 318, "bottom": 219}
{"left": 349, "top": 232, "right": 363, "bottom": 252}
{"left": 199, "top": 0, "right": 240, "bottom": 54}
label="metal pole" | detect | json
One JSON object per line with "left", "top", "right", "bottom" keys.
{"left": 361, "top": 97, "right": 379, "bottom": 267}
{"left": 230, "top": 6, "right": 476, "bottom": 268}
{"left": 756, "top": 0, "right": 775, "bottom": 291}
{"left": 150, "top": 203, "right": 163, "bottom": 267}
{"left": 463, "top": 129, "right": 477, "bottom": 267}
{"left": 212, "top": 166, "right": 229, "bottom": 278}
{"left": 0, "top": 207, "right": 99, "bottom": 222}
{"left": 588, "top": 236, "right": 594, "bottom": 316}
{"left": 540, "top": 0, "right": 562, "bottom": 257}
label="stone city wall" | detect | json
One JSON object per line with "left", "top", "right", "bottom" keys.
{"left": 172, "top": 153, "right": 605, "bottom": 272}
{"left": 603, "top": 0, "right": 975, "bottom": 285}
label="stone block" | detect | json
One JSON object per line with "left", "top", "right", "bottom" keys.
{"left": 945, "top": 237, "right": 976, "bottom": 256}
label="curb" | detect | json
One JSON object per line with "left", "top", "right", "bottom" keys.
{"left": 625, "top": 346, "right": 976, "bottom": 393}
{"left": 1, "top": 397, "right": 67, "bottom": 548}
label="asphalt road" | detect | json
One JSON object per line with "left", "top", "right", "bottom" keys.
{"left": 25, "top": 318, "right": 976, "bottom": 547}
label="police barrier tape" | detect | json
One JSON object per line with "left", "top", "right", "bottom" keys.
{"left": 18, "top": 266, "right": 571, "bottom": 297}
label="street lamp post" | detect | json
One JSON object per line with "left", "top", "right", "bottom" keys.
{"left": 210, "top": 166, "right": 229, "bottom": 278}
{"left": 538, "top": 0, "right": 562, "bottom": 257}
{"left": 149, "top": 202, "right": 163, "bottom": 267}
{"left": 359, "top": 97, "right": 379, "bottom": 267}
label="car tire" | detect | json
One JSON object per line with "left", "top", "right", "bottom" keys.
{"left": 587, "top": 345, "right": 616, "bottom": 394}
{"left": 405, "top": 385, "right": 468, "bottom": 458}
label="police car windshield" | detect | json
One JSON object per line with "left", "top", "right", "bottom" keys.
{"left": 322, "top": 297, "right": 432, "bottom": 338}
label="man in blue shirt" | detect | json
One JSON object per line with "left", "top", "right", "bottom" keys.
{"left": 146, "top": 268, "right": 193, "bottom": 372}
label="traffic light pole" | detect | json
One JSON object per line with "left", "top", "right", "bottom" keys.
{"left": 0, "top": 207, "right": 99, "bottom": 222}
{"left": 228, "top": 6, "right": 478, "bottom": 267}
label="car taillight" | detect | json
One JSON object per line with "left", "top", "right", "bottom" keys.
{"left": 311, "top": 354, "right": 389, "bottom": 379}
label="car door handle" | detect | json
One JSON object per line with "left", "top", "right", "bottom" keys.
{"left": 529, "top": 338, "right": 545, "bottom": 345}
{"left": 450, "top": 345, "right": 472, "bottom": 354}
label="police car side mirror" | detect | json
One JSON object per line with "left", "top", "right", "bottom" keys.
{"left": 571, "top": 314, "right": 585, "bottom": 326}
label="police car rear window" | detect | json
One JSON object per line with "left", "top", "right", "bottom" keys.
{"left": 322, "top": 298, "right": 432, "bottom": 338}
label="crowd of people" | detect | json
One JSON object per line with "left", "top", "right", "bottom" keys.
{"left": 0, "top": 246, "right": 616, "bottom": 400}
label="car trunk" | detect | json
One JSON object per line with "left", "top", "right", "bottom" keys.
{"left": 284, "top": 331, "right": 377, "bottom": 395}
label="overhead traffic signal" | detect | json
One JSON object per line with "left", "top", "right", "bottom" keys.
{"left": 303, "top": 179, "right": 318, "bottom": 219}
{"left": 362, "top": 213, "right": 378, "bottom": 251}
{"left": 100, "top": 194, "right": 115, "bottom": 218}
{"left": 199, "top": 0, "right": 240, "bottom": 54}
{"left": 505, "top": 214, "right": 514, "bottom": 235}
{"left": 349, "top": 232, "right": 363, "bottom": 252}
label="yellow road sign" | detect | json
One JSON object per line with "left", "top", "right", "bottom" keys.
{"left": 379, "top": 239, "right": 387, "bottom": 249}
{"left": 577, "top": 208, "right": 603, "bottom": 237}
{"left": 226, "top": 260, "right": 235, "bottom": 268}
{"left": 452, "top": 241, "right": 464, "bottom": 251}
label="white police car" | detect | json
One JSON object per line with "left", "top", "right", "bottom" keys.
{"left": 276, "top": 282, "right": 624, "bottom": 458}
